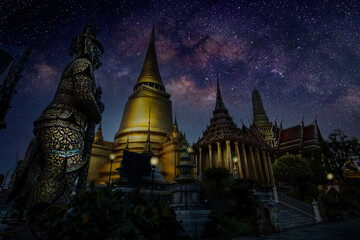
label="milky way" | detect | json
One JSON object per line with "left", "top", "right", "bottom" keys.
{"left": 1, "top": 0, "right": 359, "bottom": 175}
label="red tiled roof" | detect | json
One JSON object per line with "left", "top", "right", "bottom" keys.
{"left": 303, "top": 125, "right": 315, "bottom": 140}
{"left": 280, "top": 125, "right": 301, "bottom": 142}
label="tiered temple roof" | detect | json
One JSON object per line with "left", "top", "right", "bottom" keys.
{"left": 195, "top": 76, "right": 267, "bottom": 147}
{"left": 275, "top": 119, "right": 322, "bottom": 154}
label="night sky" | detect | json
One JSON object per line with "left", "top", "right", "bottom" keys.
{"left": 1, "top": 0, "right": 360, "bottom": 176}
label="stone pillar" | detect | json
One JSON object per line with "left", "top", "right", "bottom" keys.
{"left": 241, "top": 143, "right": 250, "bottom": 178}
{"left": 234, "top": 142, "right": 243, "bottom": 178}
{"left": 273, "top": 185, "right": 279, "bottom": 203}
{"left": 255, "top": 148, "right": 264, "bottom": 184}
{"left": 208, "top": 144, "right": 213, "bottom": 168}
{"left": 249, "top": 146, "right": 259, "bottom": 181}
{"left": 312, "top": 199, "right": 322, "bottom": 222}
{"left": 226, "top": 140, "right": 232, "bottom": 171}
{"left": 217, "top": 142, "right": 222, "bottom": 168}
{"left": 262, "top": 151, "right": 270, "bottom": 184}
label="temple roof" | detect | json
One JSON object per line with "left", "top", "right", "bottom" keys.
{"left": 134, "top": 23, "right": 165, "bottom": 92}
{"left": 214, "top": 74, "right": 227, "bottom": 112}
{"left": 277, "top": 121, "right": 322, "bottom": 153}
{"left": 195, "top": 77, "right": 267, "bottom": 147}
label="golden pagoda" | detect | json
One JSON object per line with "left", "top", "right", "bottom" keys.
{"left": 97, "top": 24, "right": 173, "bottom": 183}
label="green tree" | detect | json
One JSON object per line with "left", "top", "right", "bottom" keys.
{"left": 322, "top": 129, "right": 360, "bottom": 181}
{"left": 302, "top": 150, "right": 327, "bottom": 185}
{"left": 201, "top": 167, "right": 233, "bottom": 209}
{"left": 201, "top": 169, "right": 258, "bottom": 238}
{"left": 273, "top": 154, "right": 311, "bottom": 187}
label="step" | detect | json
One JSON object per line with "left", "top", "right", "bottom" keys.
{"left": 277, "top": 203, "right": 318, "bottom": 231}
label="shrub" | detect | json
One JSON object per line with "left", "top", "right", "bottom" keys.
{"left": 299, "top": 181, "right": 319, "bottom": 203}
{"left": 40, "top": 184, "right": 185, "bottom": 240}
{"left": 203, "top": 211, "right": 252, "bottom": 240}
{"left": 273, "top": 154, "right": 311, "bottom": 187}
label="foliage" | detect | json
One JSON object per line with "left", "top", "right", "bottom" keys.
{"left": 201, "top": 167, "right": 233, "bottom": 196}
{"left": 200, "top": 169, "right": 259, "bottom": 238}
{"left": 40, "top": 184, "right": 185, "bottom": 240}
{"left": 320, "top": 188, "right": 360, "bottom": 222}
{"left": 303, "top": 150, "right": 327, "bottom": 185}
{"left": 203, "top": 211, "right": 252, "bottom": 240}
{"left": 273, "top": 154, "right": 311, "bottom": 186}
{"left": 200, "top": 167, "right": 233, "bottom": 210}
{"left": 322, "top": 129, "right": 360, "bottom": 181}
{"left": 341, "top": 178, "right": 360, "bottom": 200}
{"left": 320, "top": 192, "right": 341, "bottom": 222}
{"left": 339, "top": 195, "right": 359, "bottom": 217}
{"left": 299, "top": 181, "right": 319, "bottom": 204}
{"left": 228, "top": 178, "right": 260, "bottom": 233}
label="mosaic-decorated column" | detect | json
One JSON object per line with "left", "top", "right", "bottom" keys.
{"left": 217, "top": 142, "right": 222, "bottom": 168}
{"left": 235, "top": 142, "right": 243, "bottom": 178}
{"left": 208, "top": 144, "right": 213, "bottom": 168}
{"left": 241, "top": 143, "right": 250, "bottom": 178}
{"left": 226, "top": 140, "right": 232, "bottom": 171}
{"left": 249, "top": 145, "right": 259, "bottom": 181}
{"left": 262, "top": 150, "right": 270, "bottom": 184}
{"left": 255, "top": 148, "right": 265, "bottom": 184}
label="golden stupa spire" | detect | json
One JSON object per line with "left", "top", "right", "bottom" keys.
{"left": 133, "top": 21, "right": 165, "bottom": 92}
{"left": 172, "top": 113, "right": 179, "bottom": 132}
{"left": 143, "top": 107, "right": 152, "bottom": 155}
{"left": 94, "top": 122, "right": 105, "bottom": 145}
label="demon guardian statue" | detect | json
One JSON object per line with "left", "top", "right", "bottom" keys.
{"left": 27, "top": 18, "right": 104, "bottom": 210}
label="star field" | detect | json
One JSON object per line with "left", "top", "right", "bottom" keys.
{"left": 0, "top": 0, "right": 360, "bottom": 175}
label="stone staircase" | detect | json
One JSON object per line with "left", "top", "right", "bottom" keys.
{"left": 278, "top": 203, "right": 318, "bottom": 231}
{"left": 255, "top": 187, "right": 321, "bottom": 232}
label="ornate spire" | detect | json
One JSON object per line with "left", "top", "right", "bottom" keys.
{"left": 175, "top": 140, "right": 196, "bottom": 182}
{"left": 143, "top": 107, "right": 152, "bottom": 155}
{"left": 252, "top": 88, "right": 270, "bottom": 127}
{"left": 125, "top": 137, "right": 129, "bottom": 150}
{"left": 214, "top": 74, "right": 227, "bottom": 111}
{"left": 172, "top": 113, "right": 179, "bottom": 131}
{"left": 133, "top": 22, "right": 165, "bottom": 92}
{"left": 94, "top": 122, "right": 105, "bottom": 145}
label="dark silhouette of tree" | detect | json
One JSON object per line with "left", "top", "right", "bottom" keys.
{"left": 322, "top": 129, "right": 360, "bottom": 181}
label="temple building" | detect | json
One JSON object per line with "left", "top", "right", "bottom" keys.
{"left": 273, "top": 119, "right": 323, "bottom": 155}
{"left": 87, "top": 25, "right": 324, "bottom": 187}
{"left": 194, "top": 77, "right": 275, "bottom": 185}
{"left": 88, "top": 25, "right": 188, "bottom": 184}
{"left": 251, "top": 88, "right": 323, "bottom": 157}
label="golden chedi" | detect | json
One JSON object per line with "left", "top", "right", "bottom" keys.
{"left": 98, "top": 25, "right": 173, "bottom": 183}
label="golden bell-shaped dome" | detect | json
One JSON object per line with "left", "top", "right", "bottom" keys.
{"left": 98, "top": 24, "right": 172, "bottom": 184}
